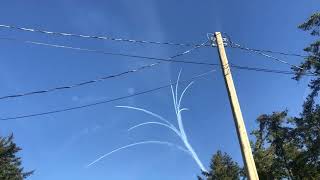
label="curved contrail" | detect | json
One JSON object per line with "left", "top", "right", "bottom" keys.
{"left": 88, "top": 71, "right": 208, "bottom": 173}
{"left": 128, "top": 121, "right": 182, "bottom": 137}
{"left": 87, "top": 140, "right": 190, "bottom": 167}
{"left": 116, "top": 106, "right": 177, "bottom": 131}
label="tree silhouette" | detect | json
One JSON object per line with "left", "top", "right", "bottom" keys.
{"left": 0, "top": 134, "right": 33, "bottom": 180}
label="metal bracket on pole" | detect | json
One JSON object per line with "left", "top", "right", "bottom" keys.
{"left": 208, "top": 33, "right": 228, "bottom": 47}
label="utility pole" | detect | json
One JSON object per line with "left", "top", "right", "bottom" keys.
{"left": 214, "top": 32, "right": 259, "bottom": 180}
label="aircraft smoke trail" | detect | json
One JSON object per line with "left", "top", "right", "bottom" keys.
{"left": 116, "top": 106, "right": 177, "bottom": 130}
{"left": 127, "top": 121, "right": 182, "bottom": 137}
{"left": 87, "top": 140, "right": 190, "bottom": 167}
{"left": 170, "top": 74, "right": 208, "bottom": 172}
{"left": 88, "top": 71, "right": 208, "bottom": 173}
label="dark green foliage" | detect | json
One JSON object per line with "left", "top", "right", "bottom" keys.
{"left": 298, "top": 12, "right": 320, "bottom": 36}
{"left": 0, "top": 134, "right": 33, "bottom": 180}
{"left": 290, "top": 99, "right": 320, "bottom": 178}
{"left": 250, "top": 12, "right": 320, "bottom": 180}
{"left": 293, "top": 12, "right": 320, "bottom": 81}
{"left": 291, "top": 11, "right": 320, "bottom": 179}
{"left": 198, "top": 151, "right": 241, "bottom": 180}
{"left": 251, "top": 111, "right": 295, "bottom": 179}
{"left": 251, "top": 110, "right": 320, "bottom": 179}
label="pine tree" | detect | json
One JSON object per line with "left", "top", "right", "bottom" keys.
{"left": 0, "top": 134, "right": 33, "bottom": 180}
{"left": 251, "top": 111, "right": 299, "bottom": 179}
{"left": 294, "top": 12, "right": 320, "bottom": 82}
{"left": 252, "top": 12, "right": 320, "bottom": 179}
{"left": 293, "top": 12, "right": 320, "bottom": 98}
{"left": 291, "top": 11, "right": 320, "bottom": 179}
{"left": 198, "top": 151, "right": 242, "bottom": 180}
{"left": 251, "top": 110, "right": 320, "bottom": 179}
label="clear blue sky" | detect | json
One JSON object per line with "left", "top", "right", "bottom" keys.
{"left": 0, "top": 1, "right": 318, "bottom": 179}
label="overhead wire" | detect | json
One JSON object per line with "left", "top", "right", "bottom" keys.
{"left": 0, "top": 63, "right": 159, "bottom": 100}
{"left": 0, "top": 24, "right": 205, "bottom": 47}
{"left": 0, "top": 35, "right": 315, "bottom": 102}
{"left": 231, "top": 46, "right": 310, "bottom": 58}
{"left": 0, "top": 23, "right": 314, "bottom": 58}
{"left": 0, "top": 31, "right": 316, "bottom": 120}
{"left": 0, "top": 37, "right": 209, "bottom": 101}
{"left": 0, "top": 36, "right": 314, "bottom": 75}
{"left": 218, "top": 33, "right": 318, "bottom": 76}
{"left": 230, "top": 43, "right": 320, "bottom": 68}
{"left": 232, "top": 42, "right": 319, "bottom": 76}
{"left": 0, "top": 63, "right": 313, "bottom": 102}
{"left": 0, "top": 70, "right": 215, "bottom": 121}
{"left": 0, "top": 37, "right": 212, "bottom": 65}
{"left": 228, "top": 42, "right": 304, "bottom": 70}
{"left": 229, "top": 64, "right": 314, "bottom": 76}
{"left": 234, "top": 44, "right": 303, "bottom": 69}
{"left": 221, "top": 32, "right": 312, "bottom": 58}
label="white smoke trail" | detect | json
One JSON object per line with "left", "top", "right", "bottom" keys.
{"left": 175, "top": 70, "right": 182, "bottom": 112}
{"left": 170, "top": 72, "right": 208, "bottom": 173}
{"left": 116, "top": 106, "right": 177, "bottom": 130}
{"left": 174, "top": 100, "right": 207, "bottom": 172}
{"left": 127, "top": 121, "right": 182, "bottom": 137}
{"left": 88, "top": 71, "right": 208, "bottom": 173}
{"left": 178, "top": 82, "right": 194, "bottom": 109}
{"left": 87, "top": 140, "right": 190, "bottom": 167}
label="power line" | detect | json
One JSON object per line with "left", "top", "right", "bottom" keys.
{"left": 221, "top": 32, "right": 319, "bottom": 72}
{"left": 0, "top": 37, "right": 314, "bottom": 101}
{"left": 2, "top": 65, "right": 307, "bottom": 121}
{"left": 0, "top": 36, "right": 310, "bottom": 72}
{"left": 0, "top": 37, "right": 211, "bottom": 65}
{"left": 0, "top": 37, "right": 314, "bottom": 102}
{"left": 0, "top": 24, "right": 204, "bottom": 47}
{"left": 1, "top": 24, "right": 313, "bottom": 61}
{"left": 220, "top": 32, "right": 311, "bottom": 58}
{"left": 230, "top": 41, "right": 304, "bottom": 70}
{"left": 0, "top": 39, "right": 209, "bottom": 101}
{"left": 217, "top": 33, "right": 319, "bottom": 76}
{"left": 0, "top": 62, "right": 313, "bottom": 102}
{"left": 223, "top": 38, "right": 319, "bottom": 76}
{"left": 230, "top": 43, "right": 320, "bottom": 67}
{"left": 0, "top": 36, "right": 315, "bottom": 76}
{"left": 0, "top": 63, "right": 159, "bottom": 100}
{"left": 229, "top": 64, "right": 313, "bottom": 76}
{"left": 3, "top": 23, "right": 311, "bottom": 58}
{"left": 230, "top": 46, "right": 309, "bottom": 58}
{"left": 0, "top": 70, "right": 215, "bottom": 121}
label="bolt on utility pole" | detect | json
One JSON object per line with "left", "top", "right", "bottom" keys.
{"left": 214, "top": 32, "right": 259, "bottom": 180}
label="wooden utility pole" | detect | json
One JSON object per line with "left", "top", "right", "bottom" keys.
{"left": 214, "top": 32, "right": 259, "bottom": 180}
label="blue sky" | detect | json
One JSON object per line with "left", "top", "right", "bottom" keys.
{"left": 0, "top": 1, "right": 318, "bottom": 179}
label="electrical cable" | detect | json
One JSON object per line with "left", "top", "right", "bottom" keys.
{"left": 0, "top": 36, "right": 315, "bottom": 101}
{"left": 0, "top": 36, "right": 314, "bottom": 76}
{"left": 0, "top": 37, "right": 211, "bottom": 65}
{"left": 218, "top": 33, "right": 317, "bottom": 76}
{"left": 0, "top": 24, "right": 204, "bottom": 47}
{"left": 0, "top": 39, "right": 209, "bottom": 101}
{"left": 0, "top": 70, "right": 215, "bottom": 121}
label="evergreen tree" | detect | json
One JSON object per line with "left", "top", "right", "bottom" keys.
{"left": 251, "top": 110, "right": 320, "bottom": 179}
{"left": 294, "top": 12, "right": 320, "bottom": 82}
{"left": 251, "top": 112, "right": 299, "bottom": 179}
{"left": 0, "top": 134, "right": 33, "bottom": 180}
{"left": 291, "top": 11, "right": 320, "bottom": 179}
{"left": 198, "top": 151, "right": 242, "bottom": 180}
{"left": 248, "top": 12, "right": 320, "bottom": 179}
